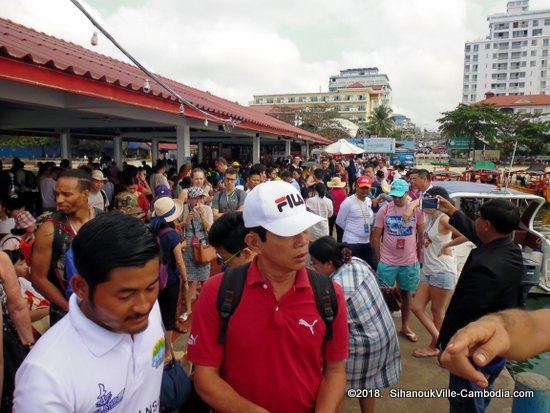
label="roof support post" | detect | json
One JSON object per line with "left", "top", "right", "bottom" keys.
{"left": 176, "top": 125, "right": 190, "bottom": 167}
{"left": 305, "top": 141, "right": 310, "bottom": 158}
{"left": 284, "top": 139, "right": 291, "bottom": 157}
{"left": 152, "top": 138, "right": 159, "bottom": 162}
{"left": 197, "top": 142, "right": 204, "bottom": 164}
{"left": 60, "top": 129, "right": 71, "bottom": 160}
{"left": 113, "top": 135, "right": 123, "bottom": 168}
{"left": 252, "top": 135, "right": 260, "bottom": 164}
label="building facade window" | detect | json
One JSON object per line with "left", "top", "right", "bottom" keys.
{"left": 512, "top": 30, "right": 528, "bottom": 38}
{"left": 310, "top": 96, "right": 318, "bottom": 102}
{"left": 266, "top": 98, "right": 273, "bottom": 104}
{"left": 533, "top": 29, "right": 543, "bottom": 36}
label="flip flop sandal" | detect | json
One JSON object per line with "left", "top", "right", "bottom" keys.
{"left": 400, "top": 331, "right": 419, "bottom": 343}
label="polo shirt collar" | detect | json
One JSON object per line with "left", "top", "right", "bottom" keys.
{"left": 68, "top": 293, "right": 128, "bottom": 357}
{"left": 246, "top": 256, "right": 310, "bottom": 289}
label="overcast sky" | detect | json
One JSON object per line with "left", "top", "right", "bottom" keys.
{"left": 2, "top": 0, "right": 550, "bottom": 130}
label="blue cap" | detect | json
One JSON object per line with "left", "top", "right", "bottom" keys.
{"left": 389, "top": 179, "right": 409, "bottom": 198}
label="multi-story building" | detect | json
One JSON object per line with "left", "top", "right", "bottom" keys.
{"left": 463, "top": 0, "right": 550, "bottom": 103}
{"left": 479, "top": 91, "right": 550, "bottom": 115}
{"left": 250, "top": 67, "right": 392, "bottom": 125}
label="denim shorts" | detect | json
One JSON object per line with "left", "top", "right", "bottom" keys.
{"left": 377, "top": 261, "right": 420, "bottom": 292}
{"left": 420, "top": 271, "right": 456, "bottom": 290}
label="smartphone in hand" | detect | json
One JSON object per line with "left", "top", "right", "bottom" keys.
{"left": 421, "top": 198, "right": 439, "bottom": 210}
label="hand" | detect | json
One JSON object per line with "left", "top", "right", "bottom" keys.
{"left": 438, "top": 247, "right": 452, "bottom": 257}
{"left": 436, "top": 195, "right": 457, "bottom": 216}
{"left": 439, "top": 315, "right": 510, "bottom": 388}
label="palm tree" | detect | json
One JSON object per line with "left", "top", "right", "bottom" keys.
{"left": 367, "top": 105, "right": 395, "bottom": 137}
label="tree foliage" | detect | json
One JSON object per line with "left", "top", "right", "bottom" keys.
{"left": 267, "top": 104, "right": 348, "bottom": 141}
{"left": 0, "top": 135, "right": 55, "bottom": 148}
{"left": 437, "top": 103, "right": 550, "bottom": 156}
{"left": 366, "top": 105, "right": 395, "bottom": 136}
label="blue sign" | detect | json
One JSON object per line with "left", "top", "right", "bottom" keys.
{"left": 390, "top": 152, "right": 415, "bottom": 166}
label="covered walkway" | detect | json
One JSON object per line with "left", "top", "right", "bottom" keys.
{"left": 0, "top": 17, "right": 330, "bottom": 166}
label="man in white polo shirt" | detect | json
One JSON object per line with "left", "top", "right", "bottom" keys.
{"left": 336, "top": 176, "right": 376, "bottom": 269}
{"left": 14, "top": 213, "right": 165, "bottom": 413}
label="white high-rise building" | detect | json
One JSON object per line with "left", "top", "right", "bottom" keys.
{"left": 463, "top": 0, "right": 550, "bottom": 103}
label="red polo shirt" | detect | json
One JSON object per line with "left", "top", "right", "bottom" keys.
{"left": 187, "top": 256, "right": 348, "bottom": 413}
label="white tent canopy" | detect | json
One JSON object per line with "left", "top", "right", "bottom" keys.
{"left": 323, "top": 139, "right": 365, "bottom": 155}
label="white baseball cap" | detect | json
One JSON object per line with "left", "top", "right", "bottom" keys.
{"left": 243, "top": 181, "right": 324, "bottom": 237}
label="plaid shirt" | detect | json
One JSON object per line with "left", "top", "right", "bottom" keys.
{"left": 331, "top": 257, "right": 401, "bottom": 388}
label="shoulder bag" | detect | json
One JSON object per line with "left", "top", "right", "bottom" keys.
{"left": 373, "top": 270, "right": 402, "bottom": 312}
{"left": 160, "top": 327, "right": 192, "bottom": 411}
{"left": 190, "top": 214, "right": 216, "bottom": 265}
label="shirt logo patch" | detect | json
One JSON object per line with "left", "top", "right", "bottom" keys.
{"left": 152, "top": 336, "right": 166, "bottom": 368}
{"left": 385, "top": 215, "right": 414, "bottom": 237}
{"left": 93, "top": 383, "right": 125, "bottom": 413}
{"left": 298, "top": 318, "right": 318, "bottom": 335}
{"left": 188, "top": 334, "right": 198, "bottom": 346}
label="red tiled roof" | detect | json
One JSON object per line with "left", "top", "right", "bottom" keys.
{"left": 0, "top": 18, "right": 331, "bottom": 144}
{"left": 478, "top": 94, "right": 550, "bottom": 107}
{"left": 346, "top": 82, "right": 365, "bottom": 88}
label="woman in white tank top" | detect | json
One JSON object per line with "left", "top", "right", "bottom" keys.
{"left": 403, "top": 187, "right": 468, "bottom": 358}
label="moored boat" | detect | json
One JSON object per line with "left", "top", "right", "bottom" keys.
{"left": 504, "top": 165, "right": 550, "bottom": 202}
{"left": 432, "top": 181, "right": 550, "bottom": 298}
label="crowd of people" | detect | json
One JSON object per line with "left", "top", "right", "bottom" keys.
{"left": 0, "top": 153, "right": 537, "bottom": 413}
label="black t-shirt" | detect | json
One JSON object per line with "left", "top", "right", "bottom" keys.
{"left": 0, "top": 171, "right": 12, "bottom": 202}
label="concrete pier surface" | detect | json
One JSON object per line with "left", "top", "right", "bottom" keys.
{"left": 173, "top": 312, "right": 515, "bottom": 413}
{"left": 342, "top": 315, "right": 515, "bottom": 413}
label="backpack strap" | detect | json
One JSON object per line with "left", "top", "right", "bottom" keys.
{"left": 100, "top": 190, "right": 107, "bottom": 209}
{"left": 307, "top": 269, "right": 338, "bottom": 341}
{"left": 1, "top": 235, "right": 19, "bottom": 248}
{"left": 216, "top": 262, "right": 251, "bottom": 344}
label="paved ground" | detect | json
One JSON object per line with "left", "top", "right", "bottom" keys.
{"left": 173, "top": 309, "right": 515, "bottom": 413}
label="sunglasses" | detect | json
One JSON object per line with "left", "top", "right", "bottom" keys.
{"left": 216, "top": 248, "right": 244, "bottom": 270}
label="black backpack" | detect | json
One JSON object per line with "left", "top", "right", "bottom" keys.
{"left": 216, "top": 262, "right": 338, "bottom": 344}
{"left": 24, "top": 170, "right": 37, "bottom": 189}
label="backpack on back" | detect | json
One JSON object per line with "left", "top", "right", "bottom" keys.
{"left": 157, "top": 227, "right": 175, "bottom": 290}
{"left": 24, "top": 170, "right": 37, "bottom": 189}
{"left": 216, "top": 263, "right": 338, "bottom": 344}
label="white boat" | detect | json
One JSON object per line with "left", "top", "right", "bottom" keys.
{"left": 432, "top": 181, "right": 550, "bottom": 298}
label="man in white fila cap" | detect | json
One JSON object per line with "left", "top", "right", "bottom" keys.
{"left": 188, "top": 181, "right": 348, "bottom": 413}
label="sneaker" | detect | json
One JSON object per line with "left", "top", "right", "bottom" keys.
{"left": 179, "top": 313, "right": 188, "bottom": 322}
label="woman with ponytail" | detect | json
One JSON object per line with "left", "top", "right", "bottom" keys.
{"left": 309, "top": 236, "right": 401, "bottom": 413}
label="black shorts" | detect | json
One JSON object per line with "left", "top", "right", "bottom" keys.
{"left": 158, "top": 278, "right": 180, "bottom": 330}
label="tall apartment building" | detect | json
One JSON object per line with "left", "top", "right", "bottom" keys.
{"left": 463, "top": 0, "right": 550, "bottom": 103}
{"left": 250, "top": 67, "right": 392, "bottom": 125}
